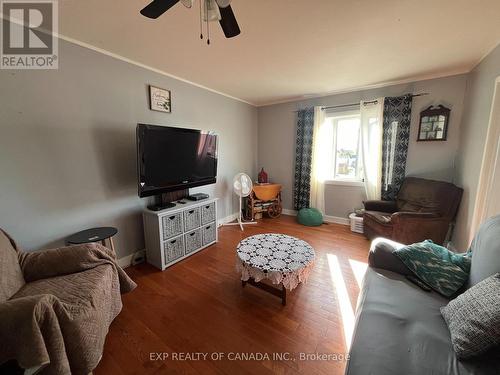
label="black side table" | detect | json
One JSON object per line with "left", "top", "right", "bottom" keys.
{"left": 66, "top": 227, "right": 118, "bottom": 253}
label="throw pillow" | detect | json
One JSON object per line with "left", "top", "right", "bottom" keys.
{"left": 393, "top": 240, "right": 471, "bottom": 297}
{"left": 441, "top": 273, "right": 500, "bottom": 359}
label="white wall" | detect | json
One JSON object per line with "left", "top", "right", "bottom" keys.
{"left": 454, "top": 44, "right": 500, "bottom": 250}
{"left": 0, "top": 39, "right": 258, "bottom": 258}
{"left": 258, "top": 74, "right": 467, "bottom": 219}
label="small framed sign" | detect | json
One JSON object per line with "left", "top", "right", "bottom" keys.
{"left": 149, "top": 85, "right": 171, "bottom": 113}
{"left": 417, "top": 105, "right": 450, "bottom": 141}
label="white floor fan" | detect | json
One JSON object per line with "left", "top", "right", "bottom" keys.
{"left": 225, "top": 173, "right": 257, "bottom": 231}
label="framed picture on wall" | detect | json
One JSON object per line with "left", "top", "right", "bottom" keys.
{"left": 417, "top": 105, "right": 450, "bottom": 141}
{"left": 149, "top": 85, "right": 171, "bottom": 113}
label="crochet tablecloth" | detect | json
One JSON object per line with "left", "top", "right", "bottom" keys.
{"left": 236, "top": 233, "right": 315, "bottom": 290}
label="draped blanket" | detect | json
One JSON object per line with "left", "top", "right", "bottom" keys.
{"left": 393, "top": 240, "right": 471, "bottom": 297}
{"left": 0, "top": 243, "right": 137, "bottom": 375}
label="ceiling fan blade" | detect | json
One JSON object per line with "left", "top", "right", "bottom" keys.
{"left": 140, "top": 0, "right": 180, "bottom": 19}
{"left": 218, "top": 4, "right": 240, "bottom": 38}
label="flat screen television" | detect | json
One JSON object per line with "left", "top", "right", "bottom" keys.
{"left": 137, "top": 124, "right": 218, "bottom": 198}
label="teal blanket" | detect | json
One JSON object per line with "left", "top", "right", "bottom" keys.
{"left": 393, "top": 240, "right": 471, "bottom": 297}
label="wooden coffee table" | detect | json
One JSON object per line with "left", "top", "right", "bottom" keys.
{"left": 236, "top": 233, "right": 315, "bottom": 305}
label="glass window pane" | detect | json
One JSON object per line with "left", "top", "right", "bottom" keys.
{"left": 335, "top": 117, "right": 361, "bottom": 179}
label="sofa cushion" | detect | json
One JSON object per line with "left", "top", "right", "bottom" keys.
{"left": 441, "top": 273, "right": 500, "bottom": 359}
{"left": 393, "top": 240, "right": 471, "bottom": 297}
{"left": 468, "top": 215, "right": 500, "bottom": 288}
{"left": 347, "top": 268, "right": 500, "bottom": 375}
{"left": 0, "top": 229, "right": 25, "bottom": 302}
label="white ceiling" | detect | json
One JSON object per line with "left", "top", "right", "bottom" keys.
{"left": 59, "top": 0, "right": 500, "bottom": 106}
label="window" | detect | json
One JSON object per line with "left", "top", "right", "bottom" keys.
{"left": 325, "top": 110, "right": 363, "bottom": 182}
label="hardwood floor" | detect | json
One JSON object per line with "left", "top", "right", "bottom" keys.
{"left": 95, "top": 215, "right": 370, "bottom": 375}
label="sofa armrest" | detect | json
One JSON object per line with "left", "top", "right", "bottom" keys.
{"left": 368, "top": 238, "right": 411, "bottom": 276}
{"left": 18, "top": 243, "right": 116, "bottom": 282}
{"left": 0, "top": 294, "right": 57, "bottom": 371}
{"left": 363, "top": 200, "right": 398, "bottom": 213}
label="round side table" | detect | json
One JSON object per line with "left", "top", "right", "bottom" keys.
{"left": 66, "top": 227, "right": 118, "bottom": 253}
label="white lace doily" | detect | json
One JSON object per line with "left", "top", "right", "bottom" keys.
{"left": 236, "top": 233, "right": 315, "bottom": 291}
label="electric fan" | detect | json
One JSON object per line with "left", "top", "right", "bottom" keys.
{"left": 225, "top": 173, "right": 257, "bottom": 231}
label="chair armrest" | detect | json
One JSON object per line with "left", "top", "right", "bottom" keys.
{"left": 18, "top": 243, "right": 115, "bottom": 282}
{"left": 368, "top": 238, "right": 411, "bottom": 275}
{"left": 363, "top": 200, "right": 398, "bottom": 213}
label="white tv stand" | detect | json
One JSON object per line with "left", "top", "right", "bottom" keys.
{"left": 143, "top": 198, "right": 218, "bottom": 270}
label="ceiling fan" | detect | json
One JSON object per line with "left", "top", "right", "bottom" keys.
{"left": 140, "top": 0, "right": 241, "bottom": 44}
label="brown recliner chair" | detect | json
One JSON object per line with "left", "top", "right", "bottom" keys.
{"left": 363, "top": 177, "right": 463, "bottom": 245}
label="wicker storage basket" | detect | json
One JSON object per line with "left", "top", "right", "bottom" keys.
{"left": 202, "top": 223, "right": 217, "bottom": 245}
{"left": 184, "top": 207, "right": 201, "bottom": 232}
{"left": 201, "top": 202, "right": 216, "bottom": 225}
{"left": 164, "top": 235, "right": 185, "bottom": 262}
{"left": 161, "top": 213, "right": 183, "bottom": 239}
{"left": 185, "top": 229, "right": 202, "bottom": 255}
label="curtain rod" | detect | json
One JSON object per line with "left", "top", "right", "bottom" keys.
{"left": 292, "top": 93, "right": 429, "bottom": 112}
{"left": 321, "top": 92, "right": 429, "bottom": 111}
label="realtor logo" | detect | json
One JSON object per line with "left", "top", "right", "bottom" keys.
{"left": 1, "top": 0, "right": 58, "bottom": 69}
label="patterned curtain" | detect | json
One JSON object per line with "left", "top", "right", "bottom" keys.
{"left": 293, "top": 107, "right": 315, "bottom": 210}
{"left": 381, "top": 94, "right": 413, "bottom": 200}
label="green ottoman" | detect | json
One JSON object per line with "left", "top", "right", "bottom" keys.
{"left": 297, "top": 208, "right": 323, "bottom": 226}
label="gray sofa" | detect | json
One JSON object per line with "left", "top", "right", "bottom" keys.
{"left": 346, "top": 216, "right": 500, "bottom": 375}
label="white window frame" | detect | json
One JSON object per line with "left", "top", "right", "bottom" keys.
{"left": 324, "top": 109, "right": 364, "bottom": 187}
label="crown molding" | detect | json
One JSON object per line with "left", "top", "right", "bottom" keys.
{"left": 256, "top": 69, "right": 470, "bottom": 107}
{"left": 56, "top": 33, "right": 257, "bottom": 107}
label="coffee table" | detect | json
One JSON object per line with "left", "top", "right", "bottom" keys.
{"left": 236, "top": 233, "right": 315, "bottom": 305}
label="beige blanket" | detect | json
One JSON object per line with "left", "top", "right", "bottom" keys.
{"left": 0, "top": 243, "right": 136, "bottom": 374}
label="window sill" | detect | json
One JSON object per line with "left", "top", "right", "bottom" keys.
{"left": 324, "top": 180, "right": 364, "bottom": 187}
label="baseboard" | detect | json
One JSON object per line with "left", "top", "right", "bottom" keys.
{"left": 219, "top": 213, "right": 239, "bottom": 226}
{"left": 282, "top": 209, "right": 349, "bottom": 226}
{"left": 323, "top": 215, "right": 350, "bottom": 226}
{"left": 118, "top": 249, "right": 146, "bottom": 269}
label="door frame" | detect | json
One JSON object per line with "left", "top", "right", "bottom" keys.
{"left": 470, "top": 76, "right": 500, "bottom": 242}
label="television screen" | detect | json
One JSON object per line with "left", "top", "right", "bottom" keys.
{"left": 137, "top": 124, "right": 217, "bottom": 197}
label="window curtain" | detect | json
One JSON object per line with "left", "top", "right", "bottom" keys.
{"left": 381, "top": 94, "right": 413, "bottom": 200}
{"left": 293, "top": 107, "right": 315, "bottom": 210}
{"left": 360, "top": 98, "right": 385, "bottom": 200}
{"left": 309, "top": 106, "right": 327, "bottom": 213}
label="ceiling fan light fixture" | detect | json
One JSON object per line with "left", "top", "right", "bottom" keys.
{"left": 180, "top": 0, "right": 194, "bottom": 8}
{"left": 202, "top": 0, "right": 221, "bottom": 22}
{"left": 215, "top": 0, "right": 231, "bottom": 8}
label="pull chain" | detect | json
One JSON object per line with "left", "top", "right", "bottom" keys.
{"left": 199, "top": 0, "right": 203, "bottom": 39}
{"left": 205, "top": 0, "right": 210, "bottom": 45}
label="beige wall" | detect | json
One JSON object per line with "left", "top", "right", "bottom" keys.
{"left": 258, "top": 74, "right": 467, "bottom": 219}
{"left": 454, "top": 44, "right": 500, "bottom": 250}
{"left": 0, "top": 39, "right": 258, "bottom": 258}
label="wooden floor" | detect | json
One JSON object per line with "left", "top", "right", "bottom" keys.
{"left": 95, "top": 215, "right": 370, "bottom": 375}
